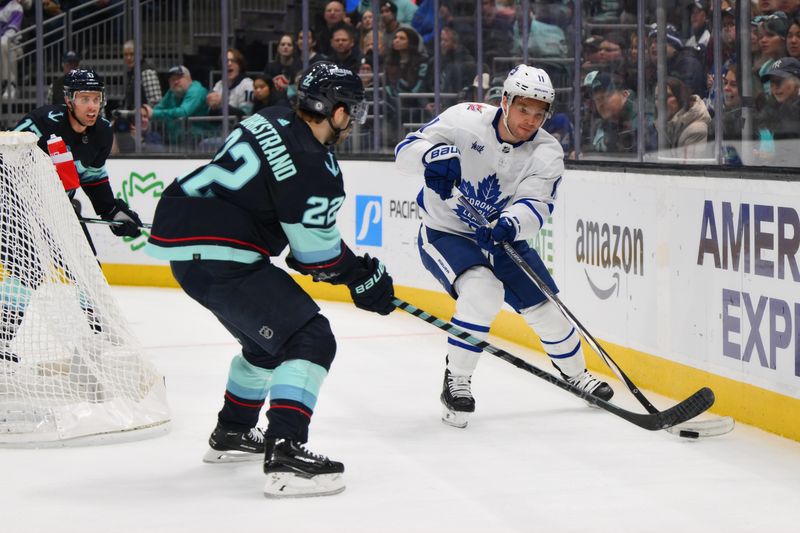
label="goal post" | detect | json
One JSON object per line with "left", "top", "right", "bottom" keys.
{"left": 0, "top": 131, "right": 170, "bottom": 446}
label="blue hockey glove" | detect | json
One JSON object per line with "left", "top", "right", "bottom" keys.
{"left": 475, "top": 216, "right": 517, "bottom": 253}
{"left": 347, "top": 255, "right": 395, "bottom": 315}
{"left": 422, "top": 144, "right": 461, "bottom": 200}
{"left": 102, "top": 199, "right": 143, "bottom": 238}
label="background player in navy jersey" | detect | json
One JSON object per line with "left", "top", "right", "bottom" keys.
{"left": 395, "top": 65, "right": 613, "bottom": 429}
{"left": 14, "top": 68, "right": 143, "bottom": 247}
{"left": 2, "top": 69, "right": 143, "bottom": 356}
{"left": 145, "top": 62, "right": 395, "bottom": 498}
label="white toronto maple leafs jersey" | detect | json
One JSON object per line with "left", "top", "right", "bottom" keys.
{"left": 394, "top": 103, "right": 564, "bottom": 240}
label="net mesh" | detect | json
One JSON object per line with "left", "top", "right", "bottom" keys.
{"left": 0, "top": 132, "right": 169, "bottom": 445}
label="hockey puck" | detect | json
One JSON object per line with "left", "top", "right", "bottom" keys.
{"left": 679, "top": 430, "right": 700, "bottom": 439}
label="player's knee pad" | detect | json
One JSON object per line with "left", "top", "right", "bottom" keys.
{"left": 453, "top": 266, "right": 504, "bottom": 325}
{"left": 521, "top": 301, "right": 582, "bottom": 361}
{"left": 275, "top": 314, "right": 337, "bottom": 371}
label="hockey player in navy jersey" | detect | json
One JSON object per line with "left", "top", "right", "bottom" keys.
{"left": 2, "top": 69, "right": 143, "bottom": 357}
{"left": 146, "top": 62, "right": 394, "bottom": 498}
{"left": 13, "top": 68, "right": 144, "bottom": 245}
{"left": 395, "top": 65, "right": 613, "bottom": 429}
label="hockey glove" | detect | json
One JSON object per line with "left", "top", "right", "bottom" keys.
{"left": 475, "top": 216, "right": 517, "bottom": 253}
{"left": 422, "top": 144, "right": 461, "bottom": 200}
{"left": 347, "top": 255, "right": 395, "bottom": 316}
{"left": 102, "top": 199, "right": 143, "bottom": 238}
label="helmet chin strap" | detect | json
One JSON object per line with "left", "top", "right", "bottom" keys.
{"left": 325, "top": 115, "right": 352, "bottom": 146}
{"left": 501, "top": 96, "right": 521, "bottom": 143}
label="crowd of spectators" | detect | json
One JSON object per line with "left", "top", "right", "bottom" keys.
{"left": 2, "top": 0, "right": 799, "bottom": 164}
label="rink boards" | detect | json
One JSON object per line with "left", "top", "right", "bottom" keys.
{"left": 84, "top": 158, "right": 800, "bottom": 442}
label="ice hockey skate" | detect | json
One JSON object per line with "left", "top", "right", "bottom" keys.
{"left": 263, "top": 438, "right": 345, "bottom": 498}
{"left": 440, "top": 368, "right": 475, "bottom": 428}
{"left": 203, "top": 423, "right": 265, "bottom": 463}
{"left": 564, "top": 369, "right": 614, "bottom": 402}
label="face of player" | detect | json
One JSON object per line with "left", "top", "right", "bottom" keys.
{"left": 501, "top": 96, "right": 548, "bottom": 142}
{"left": 68, "top": 90, "right": 103, "bottom": 127}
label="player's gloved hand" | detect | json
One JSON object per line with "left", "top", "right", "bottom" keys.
{"left": 475, "top": 216, "right": 517, "bottom": 253}
{"left": 422, "top": 144, "right": 461, "bottom": 200}
{"left": 347, "top": 254, "right": 395, "bottom": 315}
{"left": 102, "top": 199, "right": 143, "bottom": 238}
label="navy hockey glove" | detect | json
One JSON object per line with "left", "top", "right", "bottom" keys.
{"left": 475, "top": 216, "right": 517, "bottom": 253}
{"left": 102, "top": 199, "right": 143, "bottom": 238}
{"left": 347, "top": 255, "right": 395, "bottom": 316}
{"left": 422, "top": 144, "right": 461, "bottom": 200}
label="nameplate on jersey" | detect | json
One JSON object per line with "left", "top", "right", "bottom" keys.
{"left": 240, "top": 114, "right": 297, "bottom": 181}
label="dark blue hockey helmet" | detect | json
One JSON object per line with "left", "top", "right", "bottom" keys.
{"left": 296, "top": 61, "right": 367, "bottom": 124}
{"left": 64, "top": 68, "right": 105, "bottom": 100}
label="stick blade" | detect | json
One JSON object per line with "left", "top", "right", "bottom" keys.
{"left": 652, "top": 387, "right": 715, "bottom": 431}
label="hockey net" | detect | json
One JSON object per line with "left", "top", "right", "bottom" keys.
{"left": 0, "top": 131, "right": 169, "bottom": 445}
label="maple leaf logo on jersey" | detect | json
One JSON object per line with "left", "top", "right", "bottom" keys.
{"left": 455, "top": 174, "right": 508, "bottom": 229}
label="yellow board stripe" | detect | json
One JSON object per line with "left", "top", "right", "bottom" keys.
{"left": 103, "top": 263, "right": 800, "bottom": 442}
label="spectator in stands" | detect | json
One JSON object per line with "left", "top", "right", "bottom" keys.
{"left": 647, "top": 24, "right": 707, "bottom": 98}
{"left": 297, "top": 28, "right": 329, "bottom": 65}
{"left": 434, "top": 26, "right": 476, "bottom": 94}
{"left": 360, "top": 27, "right": 385, "bottom": 61}
{"left": 251, "top": 74, "right": 290, "bottom": 113}
{"left": 686, "top": 0, "right": 711, "bottom": 51}
{"left": 756, "top": 12, "right": 790, "bottom": 94}
{"left": 329, "top": 22, "right": 361, "bottom": 72}
{"left": 481, "top": 0, "right": 515, "bottom": 60}
{"left": 758, "top": 0, "right": 780, "bottom": 16}
{"left": 316, "top": 0, "right": 349, "bottom": 56}
{"left": 207, "top": 48, "right": 254, "bottom": 117}
{"left": 485, "top": 84, "right": 503, "bottom": 106}
{"left": 359, "top": 0, "right": 416, "bottom": 25}
{"left": 780, "top": 0, "right": 799, "bottom": 17}
{"left": 48, "top": 50, "right": 80, "bottom": 105}
{"left": 113, "top": 105, "right": 164, "bottom": 154}
{"left": 718, "top": 62, "right": 745, "bottom": 164}
{"left": 356, "top": 8, "right": 374, "bottom": 48}
{"left": 589, "top": 71, "right": 648, "bottom": 154}
{"left": 142, "top": 65, "right": 209, "bottom": 147}
{"left": 545, "top": 112, "right": 575, "bottom": 159}
{"left": 410, "top": 0, "right": 436, "bottom": 49}
{"left": 121, "top": 40, "right": 162, "bottom": 109}
{"left": 385, "top": 27, "right": 428, "bottom": 97}
{"left": 789, "top": 14, "right": 800, "bottom": 58}
{"left": 706, "top": 7, "right": 737, "bottom": 70}
{"left": 0, "top": 0, "right": 23, "bottom": 99}
{"left": 379, "top": 1, "right": 419, "bottom": 54}
{"left": 264, "top": 33, "right": 302, "bottom": 95}
{"left": 756, "top": 57, "right": 800, "bottom": 164}
{"left": 514, "top": 2, "right": 569, "bottom": 59}
{"left": 657, "top": 76, "right": 712, "bottom": 161}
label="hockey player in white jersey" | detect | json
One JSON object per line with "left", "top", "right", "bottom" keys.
{"left": 395, "top": 65, "right": 613, "bottom": 428}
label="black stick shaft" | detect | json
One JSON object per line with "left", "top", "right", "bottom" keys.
{"left": 79, "top": 217, "right": 153, "bottom": 230}
{"left": 392, "top": 297, "right": 713, "bottom": 431}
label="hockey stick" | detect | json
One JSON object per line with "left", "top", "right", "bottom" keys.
{"left": 79, "top": 217, "right": 153, "bottom": 230}
{"left": 392, "top": 298, "right": 714, "bottom": 432}
{"left": 456, "top": 194, "right": 734, "bottom": 438}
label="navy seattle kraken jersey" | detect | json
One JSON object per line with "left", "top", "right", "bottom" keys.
{"left": 14, "top": 104, "right": 116, "bottom": 215}
{"left": 147, "top": 106, "right": 357, "bottom": 276}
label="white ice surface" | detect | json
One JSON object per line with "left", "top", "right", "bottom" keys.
{"left": 2, "top": 286, "right": 800, "bottom": 533}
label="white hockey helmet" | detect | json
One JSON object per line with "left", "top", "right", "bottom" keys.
{"left": 502, "top": 64, "right": 555, "bottom": 115}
